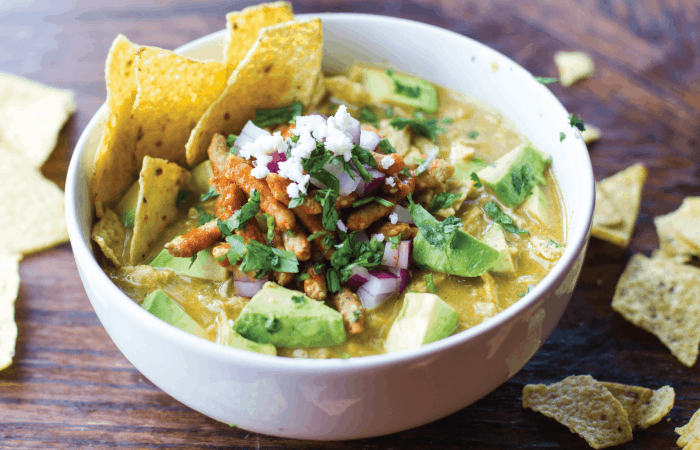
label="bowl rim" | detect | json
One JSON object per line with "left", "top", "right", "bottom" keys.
{"left": 66, "top": 12, "right": 594, "bottom": 373}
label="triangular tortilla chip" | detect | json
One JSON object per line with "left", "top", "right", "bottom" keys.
{"left": 523, "top": 375, "right": 633, "bottom": 449}
{"left": 554, "top": 51, "right": 595, "bottom": 87}
{"left": 612, "top": 253, "right": 700, "bottom": 366}
{"left": 223, "top": 1, "right": 294, "bottom": 77}
{"left": 591, "top": 163, "right": 646, "bottom": 248}
{"left": 593, "top": 184, "right": 623, "bottom": 227}
{"left": 91, "top": 209, "right": 128, "bottom": 267}
{"left": 91, "top": 34, "right": 140, "bottom": 218}
{"left": 678, "top": 408, "right": 700, "bottom": 447}
{"left": 129, "top": 156, "right": 189, "bottom": 265}
{"left": 655, "top": 197, "right": 700, "bottom": 260}
{"left": 601, "top": 382, "right": 674, "bottom": 430}
{"left": 185, "top": 18, "right": 323, "bottom": 167}
{"left": 132, "top": 46, "right": 228, "bottom": 167}
{"left": 0, "top": 252, "right": 22, "bottom": 372}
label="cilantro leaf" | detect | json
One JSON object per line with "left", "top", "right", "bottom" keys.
{"left": 252, "top": 100, "right": 303, "bottom": 128}
{"left": 534, "top": 77, "right": 558, "bottom": 84}
{"left": 264, "top": 213, "right": 275, "bottom": 244}
{"left": 195, "top": 204, "right": 215, "bottom": 226}
{"left": 217, "top": 218, "right": 234, "bottom": 237}
{"left": 425, "top": 273, "right": 436, "bottom": 293}
{"left": 307, "top": 231, "right": 326, "bottom": 241}
{"left": 377, "top": 138, "right": 396, "bottom": 154}
{"left": 232, "top": 189, "right": 261, "bottom": 231}
{"left": 386, "top": 106, "right": 393, "bottom": 117}
{"left": 390, "top": 112, "right": 444, "bottom": 142}
{"left": 226, "top": 134, "right": 237, "bottom": 148}
{"left": 468, "top": 131, "right": 479, "bottom": 139}
{"left": 176, "top": 190, "right": 191, "bottom": 208}
{"left": 484, "top": 201, "right": 529, "bottom": 235}
{"left": 121, "top": 210, "right": 135, "bottom": 228}
{"left": 559, "top": 132, "right": 566, "bottom": 142}
{"left": 288, "top": 194, "right": 305, "bottom": 209}
{"left": 326, "top": 268, "right": 341, "bottom": 293}
{"left": 200, "top": 186, "right": 219, "bottom": 202}
{"left": 315, "top": 189, "right": 339, "bottom": 232}
{"left": 359, "top": 106, "right": 379, "bottom": 128}
{"left": 470, "top": 172, "right": 483, "bottom": 188}
{"left": 415, "top": 147, "right": 438, "bottom": 176}
{"left": 568, "top": 113, "right": 586, "bottom": 132}
{"left": 239, "top": 239, "right": 299, "bottom": 275}
{"left": 442, "top": 118, "right": 453, "bottom": 124}
{"left": 351, "top": 145, "right": 378, "bottom": 169}
{"left": 224, "top": 235, "right": 248, "bottom": 266}
{"left": 351, "top": 197, "right": 394, "bottom": 208}
{"left": 549, "top": 239, "right": 561, "bottom": 248}
{"left": 429, "top": 192, "right": 461, "bottom": 212}
{"left": 386, "top": 70, "right": 421, "bottom": 98}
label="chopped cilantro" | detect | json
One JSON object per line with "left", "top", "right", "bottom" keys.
{"left": 288, "top": 194, "right": 305, "bottom": 209}
{"left": 121, "top": 210, "right": 135, "bottom": 228}
{"left": 484, "top": 202, "right": 529, "bottom": 235}
{"left": 359, "top": 106, "right": 379, "bottom": 128}
{"left": 377, "top": 138, "right": 397, "bottom": 154}
{"left": 252, "top": 100, "right": 303, "bottom": 128}
{"left": 568, "top": 113, "right": 586, "bottom": 132}
{"left": 199, "top": 186, "right": 219, "bottom": 202}
{"left": 291, "top": 295, "right": 306, "bottom": 305}
{"left": 224, "top": 235, "right": 248, "bottom": 266}
{"left": 188, "top": 254, "right": 197, "bottom": 269}
{"left": 217, "top": 218, "right": 234, "bottom": 237}
{"left": 351, "top": 197, "right": 394, "bottom": 208}
{"left": 265, "top": 316, "right": 281, "bottom": 333}
{"left": 415, "top": 147, "right": 438, "bottom": 176}
{"left": 425, "top": 273, "right": 436, "bottom": 293}
{"left": 195, "top": 204, "right": 215, "bottom": 226}
{"left": 349, "top": 309, "right": 362, "bottom": 323}
{"left": 341, "top": 353, "right": 350, "bottom": 359}
{"left": 326, "top": 268, "right": 341, "bottom": 293}
{"left": 470, "top": 172, "right": 483, "bottom": 188}
{"left": 264, "top": 213, "right": 275, "bottom": 244}
{"left": 307, "top": 231, "right": 326, "bottom": 241}
{"left": 534, "top": 77, "right": 558, "bottom": 84}
{"left": 226, "top": 134, "right": 237, "bottom": 148}
{"left": 510, "top": 164, "right": 541, "bottom": 200}
{"left": 429, "top": 192, "right": 461, "bottom": 213}
{"left": 390, "top": 112, "right": 445, "bottom": 142}
{"left": 295, "top": 272, "right": 310, "bottom": 282}
{"left": 387, "top": 234, "right": 401, "bottom": 249}
{"left": 518, "top": 285, "right": 535, "bottom": 297}
{"left": 231, "top": 189, "right": 261, "bottom": 231}
{"left": 315, "top": 189, "right": 339, "bottom": 232}
{"left": 442, "top": 118, "right": 453, "bottom": 124}
{"left": 549, "top": 239, "right": 561, "bottom": 248}
{"left": 559, "top": 132, "right": 566, "bottom": 142}
{"left": 176, "top": 190, "right": 191, "bottom": 208}
{"left": 468, "top": 131, "right": 479, "bottom": 139}
{"left": 235, "top": 238, "right": 299, "bottom": 275}
{"left": 386, "top": 69, "right": 422, "bottom": 98}
{"left": 351, "top": 145, "right": 378, "bottom": 169}
{"left": 385, "top": 106, "right": 393, "bottom": 117}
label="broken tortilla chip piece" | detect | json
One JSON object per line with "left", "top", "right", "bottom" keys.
{"left": 601, "top": 382, "right": 675, "bottom": 431}
{"left": 91, "top": 209, "right": 128, "bottom": 267}
{"left": 223, "top": 1, "right": 295, "bottom": 77}
{"left": 0, "top": 71, "right": 75, "bottom": 169}
{"left": 185, "top": 18, "right": 323, "bottom": 167}
{"left": 554, "top": 51, "right": 595, "bottom": 87}
{"left": 612, "top": 253, "right": 700, "bottom": 367}
{"left": 677, "top": 408, "right": 700, "bottom": 448}
{"left": 0, "top": 252, "right": 21, "bottom": 372}
{"left": 591, "top": 163, "right": 647, "bottom": 248}
{"left": 593, "top": 184, "right": 623, "bottom": 227}
{"left": 581, "top": 124, "right": 601, "bottom": 144}
{"left": 654, "top": 197, "right": 700, "bottom": 260}
{"left": 91, "top": 34, "right": 140, "bottom": 219}
{"left": 132, "top": 46, "right": 228, "bottom": 167}
{"left": 0, "top": 149, "right": 69, "bottom": 255}
{"left": 523, "top": 375, "right": 633, "bottom": 449}
{"left": 129, "top": 156, "right": 190, "bottom": 265}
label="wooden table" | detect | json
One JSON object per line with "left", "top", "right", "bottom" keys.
{"left": 3, "top": 1, "right": 699, "bottom": 448}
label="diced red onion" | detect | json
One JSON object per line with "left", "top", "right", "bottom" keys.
{"left": 338, "top": 170, "right": 361, "bottom": 196}
{"left": 347, "top": 115, "right": 361, "bottom": 144}
{"left": 266, "top": 151, "right": 287, "bottom": 173}
{"left": 398, "top": 240, "right": 411, "bottom": 269}
{"left": 234, "top": 120, "right": 270, "bottom": 151}
{"left": 358, "top": 288, "right": 393, "bottom": 310}
{"left": 356, "top": 231, "right": 369, "bottom": 243}
{"left": 392, "top": 205, "right": 414, "bottom": 224}
{"left": 359, "top": 128, "right": 380, "bottom": 151}
{"left": 383, "top": 241, "right": 400, "bottom": 267}
{"left": 356, "top": 167, "right": 385, "bottom": 195}
{"left": 347, "top": 265, "right": 370, "bottom": 287}
{"left": 389, "top": 267, "right": 411, "bottom": 293}
{"left": 336, "top": 219, "right": 347, "bottom": 233}
{"left": 368, "top": 269, "right": 399, "bottom": 281}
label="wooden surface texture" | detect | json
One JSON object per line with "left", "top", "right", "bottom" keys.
{"left": 2, "top": 0, "right": 700, "bottom": 448}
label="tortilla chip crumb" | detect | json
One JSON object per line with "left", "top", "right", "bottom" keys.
{"left": 0, "top": 253, "right": 22, "bottom": 372}
{"left": 554, "top": 51, "right": 595, "bottom": 87}
{"left": 602, "top": 382, "right": 675, "bottom": 431}
{"left": 677, "top": 408, "right": 700, "bottom": 448}
{"left": 581, "top": 124, "right": 601, "bottom": 144}
{"left": 91, "top": 209, "right": 128, "bottom": 267}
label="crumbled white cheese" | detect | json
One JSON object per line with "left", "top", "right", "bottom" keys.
{"left": 336, "top": 220, "right": 348, "bottom": 232}
{"left": 381, "top": 154, "right": 394, "bottom": 170}
{"left": 372, "top": 233, "right": 385, "bottom": 242}
{"left": 239, "top": 132, "right": 285, "bottom": 179}
{"left": 385, "top": 176, "right": 396, "bottom": 187}
{"left": 389, "top": 213, "right": 399, "bottom": 224}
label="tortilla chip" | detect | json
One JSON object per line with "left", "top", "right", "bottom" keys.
{"left": 132, "top": 46, "right": 228, "bottom": 167}
{"left": 591, "top": 164, "right": 647, "bottom": 248}
{"left": 223, "top": 1, "right": 295, "bottom": 77}
{"left": 593, "top": 184, "right": 623, "bottom": 227}
{"left": 91, "top": 34, "right": 140, "bottom": 218}
{"left": 601, "top": 382, "right": 674, "bottom": 430}
{"left": 677, "top": 408, "right": 700, "bottom": 447}
{"left": 185, "top": 18, "right": 323, "bottom": 167}
{"left": 655, "top": 197, "right": 700, "bottom": 260}
{"left": 91, "top": 209, "right": 128, "bottom": 267}
{"left": 612, "top": 253, "right": 700, "bottom": 366}
{"left": 129, "top": 156, "right": 189, "bottom": 265}
{"left": 523, "top": 375, "right": 633, "bottom": 448}
{"left": 0, "top": 71, "right": 75, "bottom": 169}
{"left": 581, "top": 124, "right": 601, "bottom": 144}
{"left": 554, "top": 51, "right": 595, "bottom": 87}
{"left": 0, "top": 252, "right": 22, "bottom": 371}
{"left": 0, "top": 149, "right": 69, "bottom": 255}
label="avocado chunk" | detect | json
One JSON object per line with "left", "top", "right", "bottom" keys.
{"left": 385, "top": 293, "right": 458, "bottom": 352}
{"left": 477, "top": 143, "right": 551, "bottom": 208}
{"left": 234, "top": 282, "right": 346, "bottom": 348}
{"left": 453, "top": 157, "right": 488, "bottom": 181}
{"left": 359, "top": 67, "right": 438, "bottom": 113}
{"left": 142, "top": 289, "right": 207, "bottom": 339}
{"left": 523, "top": 185, "right": 550, "bottom": 225}
{"left": 222, "top": 322, "right": 277, "bottom": 356}
{"left": 149, "top": 246, "right": 229, "bottom": 281}
{"left": 114, "top": 180, "right": 140, "bottom": 227}
{"left": 184, "top": 160, "right": 214, "bottom": 195}
{"left": 480, "top": 224, "right": 515, "bottom": 273}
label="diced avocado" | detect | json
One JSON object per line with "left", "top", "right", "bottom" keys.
{"left": 149, "top": 246, "right": 229, "bottom": 281}
{"left": 359, "top": 67, "right": 438, "bottom": 113}
{"left": 385, "top": 293, "right": 458, "bottom": 352}
{"left": 480, "top": 224, "right": 515, "bottom": 273}
{"left": 223, "top": 323, "right": 277, "bottom": 356}
{"left": 142, "top": 289, "right": 207, "bottom": 339}
{"left": 234, "top": 282, "right": 346, "bottom": 348}
{"left": 184, "top": 160, "right": 214, "bottom": 195}
{"left": 453, "top": 157, "right": 488, "bottom": 181}
{"left": 114, "top": 180, "right": 139, "bottom": 227}
{"left": 476, "top": 143, "right": 551, "bottom": 208}
{"left": 523, "top": 185, "right": 550, "bottom": 225}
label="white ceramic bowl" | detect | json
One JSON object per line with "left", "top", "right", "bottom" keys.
{"left": 66, "top": 13, "right": 594, "bottom": 440}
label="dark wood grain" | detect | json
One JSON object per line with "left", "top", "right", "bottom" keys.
{"left": 2, "top": 0, "right": 699, "bottom": 448}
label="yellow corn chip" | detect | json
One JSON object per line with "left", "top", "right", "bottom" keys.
{"left": 593, "top": 184, "right": 623, "bottom": 227}
{"left": 91, "top": 34, "right": 140, "bottom": 218}
{"left": 581, "top": 124, "right": 601, "bottom": 144}
{"left": 129, "top": 156, "right": 189, "bottom": 265}
{"left": 132, "top": 46, "right": 228, "bottom": 167}
{"left": 601, "top": 382, "right": 674, "bottom": 430}
{"left": 591, "top": 163, "right": 647, "bottom": 248}
{"left": 0, "top": 252, "right": 21, "bottom": 372}
{"left": 523, "top": 375, "right": 633, "bottom": 448}
{"left": 185, "top": 18, "right": 323, "bottom": 167}
{"left": 677, "top": 408, "right": 700, "bottom": 447}
{"left": 224, "top": 1, "right": 294, "bottom": 77}
{"left": 0, "top": 72, "right": 75, "bottom": 168}
{"left": 0, "top": 149, "right": 69, "bottom": 255}
{"left": 91, "top": 209, "right": 128, "bottom": 267}
{"left": 555, "top": 51, "right": 595, "bottom": 87}
{"left": 655, "top": 197, "right": 700, "bottom": 260}
{"left": 612, "top": 253, "right": 700, "bottom": 366}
